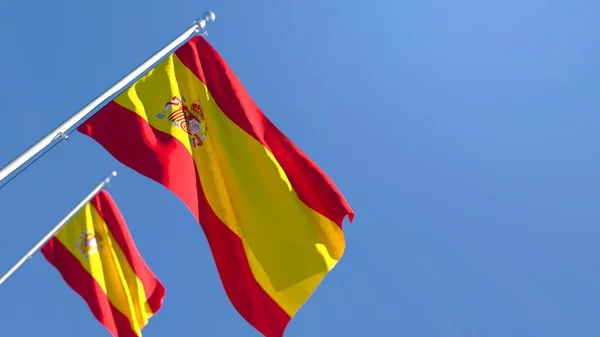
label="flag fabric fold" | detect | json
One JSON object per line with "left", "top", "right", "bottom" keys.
{"left": 41, "top": 190, "right": 165, "bottom": 337}
{"left": 78, "top": 35, "right": 353, "bottom": 337}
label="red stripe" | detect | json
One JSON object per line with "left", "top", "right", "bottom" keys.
{"left": 78, "top": 102, "right": 291, "bottom": 337}
{"left": 90, "top": 190, "right": 166, "bottom": 314}
{"left": 41, "top": 238, "right": 140, "bottom": 337}
{"left": 174, "top": 36, "right": 354, "bottom": 228}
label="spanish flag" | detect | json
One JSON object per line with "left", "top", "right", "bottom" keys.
{"left": 78, "top": 35, "right": 354, "bottom": 336}
{"left": 41, "top": 190, "right": 165, "bottom": 337}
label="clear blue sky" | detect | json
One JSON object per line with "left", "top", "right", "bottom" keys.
{"left": 1, "top": 0, "right": 600, "bottom": 336}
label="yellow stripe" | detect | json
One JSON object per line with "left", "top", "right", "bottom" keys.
{"left": 114, "top": 54, "right": 345, "bottom": 316}
{"left": 55, "top": 203, "right": 153, "bottom": 335}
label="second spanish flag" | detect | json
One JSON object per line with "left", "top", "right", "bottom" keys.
{"left": 41, "top": 190, "right": 165, "bottom": 337}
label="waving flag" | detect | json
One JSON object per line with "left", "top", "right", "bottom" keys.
{"left": 78, "top": 35, "right": 353, "bottom": 337}
{"left": 41, "top": 190, "right": 165, "bottom": 337}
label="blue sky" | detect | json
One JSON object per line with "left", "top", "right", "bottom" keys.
{"left": 1, "top": 0, "right": 600, "bottom": 336}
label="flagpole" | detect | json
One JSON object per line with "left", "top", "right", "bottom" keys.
{"left": 0, "top": 11, "right": 216, "bottom": 186}
{"left": 0, "top": 171, "right": 118, "bottom": 286}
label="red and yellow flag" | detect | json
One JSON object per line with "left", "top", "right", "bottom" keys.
{"left": 78, "top": 36, "right": 354, "bottom": 336}
{"left": 41, "top": 190, "right": 165, "bottom": 337}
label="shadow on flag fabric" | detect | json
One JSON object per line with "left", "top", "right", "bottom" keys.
{"left": 77, "top": 35, "right": 354, "bottom": 337}
{"left": 41, "top": 190, "right": 165, "bottom": 337}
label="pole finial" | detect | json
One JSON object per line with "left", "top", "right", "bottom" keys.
{"left": 104, "top": 170, "right": 118, "bottom": 184}
{"left": 203, "top": 11, "right": 216, "bottom": 24}
{"left": 194, "top": 10, "right": 216, "bottom": 36}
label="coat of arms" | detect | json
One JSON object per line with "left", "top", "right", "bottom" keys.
{"left": 156, "top": 96, "right": 208, "bottom": 147}
{"left": 75, "top": 230, "right": 103, "bottom": 259}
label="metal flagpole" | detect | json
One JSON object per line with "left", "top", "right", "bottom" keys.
{"left": 0, "top": 11, "right": 216, "bottom": 186}
{"left": 0, "top": 171, "right": 118, "bottom": 287}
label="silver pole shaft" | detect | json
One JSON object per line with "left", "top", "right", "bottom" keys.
{"left": 0, "top": 171, "right": 118, "bottom": 286}
{"left": 0, "top": 11, "right": 216, "bottom": 185}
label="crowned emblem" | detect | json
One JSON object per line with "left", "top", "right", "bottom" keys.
{"left": 75, "top": 230, "right": 103, "bottom": 259}
{"left": 156, "top": 96, "right": 208, "bottom": 147}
